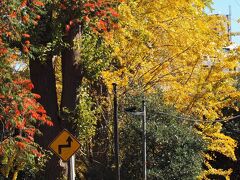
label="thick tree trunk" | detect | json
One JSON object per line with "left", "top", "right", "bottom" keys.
{"left": 61, "top": 31, "right": 84, "bottom": 180}
{"left": 61, "top": 31, "right": 84, "bottom": 132}
{"left": 30, "top": 58, "right": 62, "bottom": 180}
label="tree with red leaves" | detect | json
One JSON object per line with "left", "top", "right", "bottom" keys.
{"left": 0, "top": 73, "right": 53, "bottom": 179}
{"left": 0, "top": 0, "right": 53, "bottom": 179}
{"left": 1, "top": 0, "right": 120, "bottom": 179}
{"left": 28, "top": 0, "right": 120, "bottom": 179}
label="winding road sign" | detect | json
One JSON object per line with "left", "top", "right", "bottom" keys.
{"left": 49, "top": 129, "right": 80, "bottom": 162}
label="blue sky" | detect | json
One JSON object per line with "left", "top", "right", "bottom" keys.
{"left": 211, "top": 0, "right": 240, "bottom": 44}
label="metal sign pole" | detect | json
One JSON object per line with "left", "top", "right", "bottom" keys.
{"left": 70, "top": 155, "right": 75, "bottom": 180}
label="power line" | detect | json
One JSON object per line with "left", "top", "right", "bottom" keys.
{"left": 153, "top": 111, "right": 240, "bottom": 123}
{"left": 234, "top": 0, "right": 240, "bottom": 8}
{"left": 123, "top": 106, "right": 240, "bottom": 123}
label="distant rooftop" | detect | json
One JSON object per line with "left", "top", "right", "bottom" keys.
{"left": 223, "top": 43, "right": 239, "bottom": 51}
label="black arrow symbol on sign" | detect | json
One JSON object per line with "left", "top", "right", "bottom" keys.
{"left": 58, "top": 136, "right": 73, "bottom": 154}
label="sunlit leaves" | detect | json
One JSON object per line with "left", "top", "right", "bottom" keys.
{"left": 101, "top": 0, "right": 240, "bottom": 178}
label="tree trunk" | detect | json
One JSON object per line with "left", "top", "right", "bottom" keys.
{"left": 61, "top": 31, "right": 84, "bottom": 133}
{"left": 30, "top": 58, "right": 62, "bottom": 180}
{"left": 61, "top": 31, "right": 84, "bottom": 180}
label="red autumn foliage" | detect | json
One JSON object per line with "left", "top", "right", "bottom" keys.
{"left": 33, "top": 0, "right": 44, "bottom": 7}
{"left": 0, "top": 77, "right": 54, "bottom": 152}
{"left": 0, "top": 1, "right": 50, "bottom": 169}
{"left": 16, "top": 142, "right": 26, "bottom": 149}
{"left": 83, "top": 16, "right": 91, "bottom": 23}
{"left": 1, "top": 0, "right": 46, "bottom": 55}
{"left": 84, "top": 2, "right": 95, "bottom": 11}
{"left": 107, "top": 7, "right": 119, "bottom": 17}
{"left": 36, "top": 15, "right": 41, "bottom": 20}
{"left": 32, "top": 149, "right": 43, "bottom": 157}
{"left": 9, "top": 11, "right": 17, "bottom": 18}
{"left": 25, "top": 40, "right": 31, "bottom": 45}
{"left": 22, "top": 15, "right": 30, "bottom": 24}
{"left": 22, "top": 34, "right": 31, "bottom": 38}
{"left": 58, "top": 0, "right": 121, "bottom": 33}
{"left": 97, "top": 20, "right": 107, "bottom": 31}
{"left": 0, "top": 0, "right": 120, "bottom": 161}
{"left": 69, "top": 20, "right": 74, "bottom": 26}
{"left": 21, "top": 0, "right": 28, "bottom": 7}
{"left": 65, "top": 24, "right": 71, "bottom": 32}
{"left": 6, "top": 32, "right": 12, "bottom": 37}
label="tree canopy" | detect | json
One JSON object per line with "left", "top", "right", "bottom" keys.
{"left": 1, "top": 0, "right": 240, "bottom": 179}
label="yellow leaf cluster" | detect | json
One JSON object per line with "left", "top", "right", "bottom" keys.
{"left": 197, "top": 123, "right": 237, "bottom": 161}
{"left": 198, "top": 161, "right": 232, "bottom": 180}
{"left": 102, "top": 0, "right": 240, "bottom": 178}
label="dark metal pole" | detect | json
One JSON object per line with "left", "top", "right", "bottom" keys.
{"left": 142, "top": 100, "right": 147, "bottom": 180}
{"left": 113, "top": 83, "right": 120, "bottom": 180}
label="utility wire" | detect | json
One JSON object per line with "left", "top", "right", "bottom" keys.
{"left": 122, "top": 105, "right": 240, "bottom": 123}
{"left": 154, "top": 111, "right": 240, "bottom": 123}
{"left": 234, "top": 0, "right": 240, "bottom": 8}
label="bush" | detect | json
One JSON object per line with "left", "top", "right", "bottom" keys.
{"left": 120, "top": 91, "right": 206, "bottom": 179}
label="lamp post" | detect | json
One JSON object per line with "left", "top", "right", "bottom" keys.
{"left": 113, "top": 83, "right": 120, "bottom": 180}
{"left": 125, "top": 100, "right": 147, "bottom": 180}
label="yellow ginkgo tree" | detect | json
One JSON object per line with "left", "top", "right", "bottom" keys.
{"left": 101, "top": 0, "right": 240, "bottom": 178}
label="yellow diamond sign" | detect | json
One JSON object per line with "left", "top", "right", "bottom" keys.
{"left": 49, "top": 129, "right": 80, "bottom": 162}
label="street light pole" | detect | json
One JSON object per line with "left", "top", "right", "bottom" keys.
{"left": 142, "top": 100, "right": 147, "bottom": 180}
{"left": 113, "top": 83, "right": 120, "bottom": 180}
{"left": 125, "top": 100, "right": 147, "bottom": 180}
